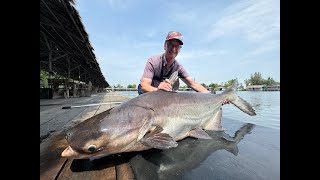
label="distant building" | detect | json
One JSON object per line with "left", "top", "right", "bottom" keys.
{"left": 214, "top": 86, "right": 225, "bottom": 91}
{"left": 246, "top": 85, "right": 280, "bottom": 91}
{"left": 264, "top": 85, "right": 280, "bottom": 91}
{"left": 238, "top": 84, "right": 244, "bottom": 89}
{"left": 246, "top": 85, "right": 264, "bottom": 91}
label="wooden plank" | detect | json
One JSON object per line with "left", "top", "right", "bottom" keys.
{"left": 41, "top": 97, "right": 109, "bottom": 140}
{"left": 40, "top": 132, "right": 69, "bottom": 180}
{"left": 116, "top": 163, "right": 134, "bottom": 180}
{"left": 94, "top": 104, "right": 117, "bottom": 115}
{"left": 40, "top": 105, "right": 68, "bottom": 125}
{"left": 56, "top": 155, "right": 117, "bottom": 180}
{"left": 40, "top": 92, "right": 133, "bottom": 180}
{"left": 115, "top": 155, "right": 135, "bottom": 180}
{"left": 62, "top": 106, "right": 101, "bottom": 129}
{"left": 41, "top": 106, "right": 101, "bottom": 180}
{"left": 40, "top": 105, "right": 116, "bottom": 179}
{"left": 40, "top": 107, "right": 87, "bottom": 139}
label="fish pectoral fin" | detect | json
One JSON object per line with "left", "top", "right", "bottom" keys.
{"left": 140, "top": 133, "right": 178, "bottom": 149}
{"left": 143, "top": 125, "right": 163, "bottom": 138}
{"left": 188, "top": 128, "right": 212, "bottom": 139}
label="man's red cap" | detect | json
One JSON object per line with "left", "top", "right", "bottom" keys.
{"left": 166, "top": 31, "right": 183, "bottom": 45}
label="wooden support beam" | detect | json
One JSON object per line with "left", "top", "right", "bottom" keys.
{"left": 41, "top": 31, "right": 53, "bottom": 88}
{"left": 67, "top": 56, "right": 70, "bottom": 87}
{"left": 52, "top": 54, "right": 68, "bottom": 62}
{"left": 42, "top": 0, "right": 89, "bottom": 61}
{"left": 40, "top": 21, "right": 85, "bottom": 43}
{"left": 61, "top": 0, "right": 100, "bottom": 70}
{"left": 41, "top": 24, "right": 73, "bottom": 54}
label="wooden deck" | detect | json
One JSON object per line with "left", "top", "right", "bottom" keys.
{"left": 40, "top": 92, "right": 135, "bottom": 180}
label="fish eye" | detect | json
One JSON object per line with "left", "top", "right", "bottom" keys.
{"left": 65, "top": 132, "right": 72, "bottom": 140}
{"left": 88, "top": 145, "right": 97, "bottom": 152}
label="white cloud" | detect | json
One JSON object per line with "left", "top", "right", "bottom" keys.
{"left": 105, "top": 0, "right": 136, "bottom": 9}
{"left": 177, "top": 49, "right": 227, "bottom": 61}
{"left": 145, "top": 30, "right": 156, "bottom": 38}
{"left": 207, "top": 0, "right": 279, "bottom": 42}
{"left": 245, "top": 39, "right": 280, "bottom": 57}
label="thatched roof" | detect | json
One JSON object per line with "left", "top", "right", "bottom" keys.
{"left": 40, "top": 0, "right": 109, "bottom": 88}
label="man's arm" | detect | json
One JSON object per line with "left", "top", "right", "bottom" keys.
{"left": 181, "top": 77, "right": 229, "bottom": 105}
{"left": 180, "top": 77, "right": 210, "bottom": 93}
{"left": 140, "top": 78, "right": 173, "bottom": 93}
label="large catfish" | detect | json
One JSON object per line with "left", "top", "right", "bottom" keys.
{"left": 61, "top": 80, "right": 256, "bottom": 159}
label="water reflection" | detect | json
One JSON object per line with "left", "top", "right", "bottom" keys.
{"left": 130, "top": 123, "right": 255, "bottom": 180}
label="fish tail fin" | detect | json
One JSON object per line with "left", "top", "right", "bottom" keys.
{"left": 223, "top": 80, "right": 256, "bottom": 116}
{"left": 226, "top": 123, "right": 256, "bottom": 156}
{"left": 230, "top": 96, "right": 256, "bottom": 116}
{"left": 233, "top": 123, "right": 256, "bottom": 144}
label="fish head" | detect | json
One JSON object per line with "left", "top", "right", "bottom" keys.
{"left": 61, "top": 106, "right": 155, "bottom": 159}
{"left": 61, "top": 126, "right": 111, "bottom": 159}
{"left": 61, "top": 124, "right": 144, "bottom": 159}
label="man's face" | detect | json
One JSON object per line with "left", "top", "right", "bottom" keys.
{"left": 165, "top": 39, "right": 182, "bottom": 59}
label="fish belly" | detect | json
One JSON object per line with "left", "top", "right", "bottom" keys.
{"left": 160, "top": 112, "right": 216, "bottom": 141}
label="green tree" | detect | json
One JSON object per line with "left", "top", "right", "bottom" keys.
{"left": 208, "top": 83, "right": 219, "bottom": 89}
{"left": 127, "top": 84, "right": 137, "bottom": 88}
{"left": 249, "top": 72, "right": 264, "bottom": 85}
{"left": 201, "top": 83, "right": 208, "bottom": 88}
{"left": 40, "top": 70, "right": 49, "bottom": 87}
{"left": 224, "top": 79, "right": 236, "bottom": 87}
{"left": 114, "top": 84, "right": 123, "bottom": 88}
{"left": 264, "top": 77, "right": 276, "bottom": 86}
{"left": 244, "top": 72, "right": 279, "bottom": 86}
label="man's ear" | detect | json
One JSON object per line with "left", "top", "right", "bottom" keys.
{"left": 164, "top": 41, "right": 167, "bottom": 50}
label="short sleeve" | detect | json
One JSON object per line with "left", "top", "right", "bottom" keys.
{"left": 177, "top": 64, "right": 189, "bottom": 78}
{"left": 141, "top": 58, "right": 155, "bottom": 80}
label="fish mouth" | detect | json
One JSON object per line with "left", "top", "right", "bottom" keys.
{"left": 61, "top": 146, "right": 79, "bottom": 157}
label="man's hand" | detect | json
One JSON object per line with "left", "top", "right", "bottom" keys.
{"left": 158, "top": 81, "right": 172, "bottom": 92}
{"left": 222, "top": 100, "right": 230, "bottom": 105}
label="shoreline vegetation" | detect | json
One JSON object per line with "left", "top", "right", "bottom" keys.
{"left": 107, "top": 72, "right": 280, "bottom": 92}
{"left": 105, "top": 85, "right": 280, "bottom": 92}
{"left": 41, "top": 71, "right": 279, "bottom": 93}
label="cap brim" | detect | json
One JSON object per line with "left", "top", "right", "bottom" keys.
{"left": 177, "top": 39, "right": 183, "bottom": 45}
{"left": 167, "top": 38, "right": 183, "bottom": 45}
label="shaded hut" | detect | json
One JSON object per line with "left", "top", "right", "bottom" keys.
{"left": 40, "top": 0, "right": 109, "bottom": 96}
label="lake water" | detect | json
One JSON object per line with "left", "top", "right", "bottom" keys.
{"left": 117, "top": 90, "right": 280, "bottom": 130}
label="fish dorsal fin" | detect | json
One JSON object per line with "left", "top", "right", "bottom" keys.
{"left": 188, "top": 128, "right": 212, "bottom": 139}
{"left": 140, "top": 127, "right": 178, "bottom": 149}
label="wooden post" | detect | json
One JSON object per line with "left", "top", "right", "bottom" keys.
{"left": 66, "top": 56, "right": 70, "bottom": 98}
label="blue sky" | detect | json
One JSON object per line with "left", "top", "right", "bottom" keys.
{"left": 75, "top": 0, "right": 279, "bottom": 87}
